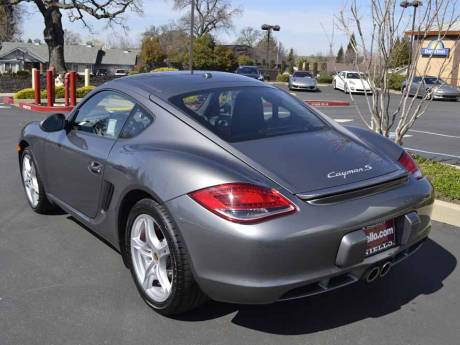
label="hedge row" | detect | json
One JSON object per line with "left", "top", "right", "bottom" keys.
{"left": 14, "top": 85, "right": 96, "bottom": 99}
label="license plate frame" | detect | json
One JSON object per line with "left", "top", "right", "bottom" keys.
{"left": 364, "top": 220, "right": 396, "bottom": 257}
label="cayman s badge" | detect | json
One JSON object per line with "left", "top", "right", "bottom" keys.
{"left": 327, "top": 164, "right": 373, "bottom": 179}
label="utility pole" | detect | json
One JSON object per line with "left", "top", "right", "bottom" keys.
{"left": 189, "top": 0, "right": 195, "bottom": 73}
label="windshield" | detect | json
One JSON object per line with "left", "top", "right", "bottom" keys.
{"left": 293, "top": 71, "right": 313, "bottom": 78}
{"left": 169, "top": 86, "right": 327, "bottom": 142}
{"left": 423, "top": 77, "right": 444, "bottom": 85}
{"left": 346, "top": 72, "right": 366, "bottom": 79}
{"left": 237, "top": 67, "right": 259, "bottom": 74}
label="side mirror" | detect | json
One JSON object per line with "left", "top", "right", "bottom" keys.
{"left": 40, "top": 113, "right": 67, "bottom": 132}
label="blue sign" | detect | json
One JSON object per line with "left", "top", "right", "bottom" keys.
{"left": 421, "top": 40, "right": 450, "bottom": 57}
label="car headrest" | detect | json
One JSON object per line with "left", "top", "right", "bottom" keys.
{"left": 231, "top": 91, "right": 265, "bottom": 137}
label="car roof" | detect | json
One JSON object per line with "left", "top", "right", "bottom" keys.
{"left": 105, "top": 71, "right": 268, "bottom": 100}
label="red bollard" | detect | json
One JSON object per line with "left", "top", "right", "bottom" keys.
{"left": 46, "top": 69, "right": 55, "bottom": 107}
{"left": 64, "top": 73, "right": 70, "bottom": 107}
{"left": 33, "top": 69, "right": 41, "bottom": 105}
{"left": 69, "top": 72, "right": 77, "bottom": 107}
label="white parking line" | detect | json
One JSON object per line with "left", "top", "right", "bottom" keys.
{"left": 405, "top": 147, "right": 460, "bottom": 160}
{"left": 290, "top": 92, "right": 297, "bottom": 96}
{"left": 390, "top": 132, "right": 412, "bottom": 138}
{"left": 408, "top": 129, "right": 460, "bottom": 139}
{"left": 334, "top": 119, "right": 354, "bottom": 123}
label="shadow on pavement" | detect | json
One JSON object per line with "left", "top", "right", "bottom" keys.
{"left": 177, "top": 239, "right": 456, "bottom": 335}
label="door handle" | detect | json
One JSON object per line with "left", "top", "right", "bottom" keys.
{"left": 88, "top": 161, "right": 103, "bottom": 175}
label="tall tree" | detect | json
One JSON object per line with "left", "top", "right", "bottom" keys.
{"left": 344, "top": 33, "right": 357, "bottom": 64}
{"left": 389, "top": 36, "right": 410, "bottom": 68}
{"left": 173, "top": 0, "right": 241, "bottom": 37}
{"left": 287, "top": 48, "right": 295, "bottom": 74}
{"left": 0, "top": 2, "right": 22, "bottom": 44}
{"left": 140, "top": 36, "right": 166, "bottom": 70}
{"left": 2, "top": 0, "right": 141, "bottom": 73}
{"left": 235, "top": 27, "right": 261, "bottom": 47}
{"left": 336, "top": 45, "right": 344, "bottom": 63}
{"left": 141, "top": 24, "right": 189, "bottom": 68}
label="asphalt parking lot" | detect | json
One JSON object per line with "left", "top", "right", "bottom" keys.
{"left": 277, "top": 84, "right": 460, "bottom": 165}
{"left": 1, "top": 101, "right": 460, "bottom": 345}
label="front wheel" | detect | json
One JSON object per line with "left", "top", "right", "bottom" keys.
{"left": 126, "top": 198, "right": 206, "bottom": 315}
{"left": 21, "top": 148, "right": 56, "bottom": 213}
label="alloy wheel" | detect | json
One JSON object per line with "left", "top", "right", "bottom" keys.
{"left": 22, "top": 154, "right": 39, "bottom": 207}
{"left": 130, "top": 214, "right": 173, "bottom": 303}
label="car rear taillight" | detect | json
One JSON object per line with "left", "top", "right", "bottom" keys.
{"left": 189, "top": 183, "right": 297, "bottom": 223}
{"left": 398, "top": 151, "right": 422, "bottom": 179}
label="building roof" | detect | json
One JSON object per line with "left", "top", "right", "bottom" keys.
{"left": 0, "top": 42, "right": 101, "bottom": 64}
{"left": 0, "top": 42, "right": 139, "bottom": 66}
{"left": 405, "top": 20, "right": 460, "bottom": 35}
{"left": 99, "top": 48, "right": 139, "bottom": 66}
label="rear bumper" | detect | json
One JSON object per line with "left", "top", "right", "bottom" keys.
{"left": 166, "top": 176, "right": 434, "bottom": 304}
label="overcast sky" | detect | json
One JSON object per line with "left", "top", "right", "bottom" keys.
{"left": 21, "top": 0, "right": 352, "bottom": 56}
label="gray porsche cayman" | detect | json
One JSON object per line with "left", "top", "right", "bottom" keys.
{"left": 18, "top": 71, "right": 434, "bottom": 315}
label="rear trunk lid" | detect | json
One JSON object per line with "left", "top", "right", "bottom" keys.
{"left": 231, "top": 128, "right": 402, "bottom": 194}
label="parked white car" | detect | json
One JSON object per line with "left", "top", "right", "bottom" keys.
{"left": 333, "top": 71, "right": 372, "bottom": 94}
{"left": 114, "top": 69, "right": 129, "bottom": 76}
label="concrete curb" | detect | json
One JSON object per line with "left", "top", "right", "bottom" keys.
{"left": 432, "top": 199, "right": 460, "bottom": 227}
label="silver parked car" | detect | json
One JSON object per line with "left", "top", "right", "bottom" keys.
{"left": 288, "top": 71, "right": 318, "bottom": 91}
{"left": 19, "top": 71, "right": 434, "bottom": 315}
{"left": 402, "top": 76, "right": 460, "bottom": 101}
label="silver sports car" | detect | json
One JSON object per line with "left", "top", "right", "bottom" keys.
{"left": 288, "top": 71, "right": 318, "bottom": 91}
{"left": 402, "top": 76, "right": 460, "bottom": 101}
{"left": 18, "top": 71, "right": 434, "bottom": 315}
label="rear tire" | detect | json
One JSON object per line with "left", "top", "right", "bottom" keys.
{"left": 21, "top": 148, "right": 57, "bottom": 214}
{"left": 125, "top": 198, "right": 207, "bottom": 315}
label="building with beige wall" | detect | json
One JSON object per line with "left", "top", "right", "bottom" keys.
{"left": 406, "top": 21, "right": 460, "bottom": 86}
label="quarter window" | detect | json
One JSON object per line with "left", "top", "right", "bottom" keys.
{"left": 73, "top": 91, "right": 135, "bottom": 138}
{"left": 120, "top": 106, "right": 154, "bottom": 138}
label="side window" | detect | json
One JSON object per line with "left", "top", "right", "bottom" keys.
{"left": 73, "top": 91, "right": 135, "bottom": 138}
{"left": 120, "top": 106, "right": 154, "bottom": 138}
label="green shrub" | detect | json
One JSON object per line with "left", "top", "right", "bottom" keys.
{"left": 14, "top": 88, "right": 36, "bottom": 99}
{"left": 388, "top": 73, "right": 406, "bottom": 91}
{"left": 76, "top": 85, "right": 96, "bottom": 98}
{"left": 276, "top": 74, "right": 290, "bottom": 82}
{"left": 16, "top": 70, "right": 31, "bottom": 77}
{"left": 317, "top": 73, "right": 333, "bottom": 84}
{"left": 15, "top": 85, "right": 95, "bottom": 100}
{"left": 128, "top": 70, "right": 140, "bottom": 75}
{"left": 55, "top": 86, "right": 65, "bottom": 98}
{"left": 151, "top": 67, "right": 178, "bottom": 72}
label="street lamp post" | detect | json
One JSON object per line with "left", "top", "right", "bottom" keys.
{"left": 400, "top": 1, "right": 423, "bottom": 69}
{"left": 261, "top": 24, "right": 280, "bottom": 69}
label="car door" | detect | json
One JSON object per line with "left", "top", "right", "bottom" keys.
{"left": 409, "top": 77, "right": 421, "bottom": 96}
{"left": 44, "top": 91, "right": 135, "bottom": 218}
{"left": 337, "top": 72, "right": 345, "bottom": 89}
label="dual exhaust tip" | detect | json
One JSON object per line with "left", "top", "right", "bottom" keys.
{"left": 364, "top": 261, "right": 392, "bottom": 283}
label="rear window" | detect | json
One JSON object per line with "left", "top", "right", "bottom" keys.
{"left": 237, "top": 67, "right": 259, "bottom": 74}
{"left": 170, "top": 86, "right": 327, "bottom": 142}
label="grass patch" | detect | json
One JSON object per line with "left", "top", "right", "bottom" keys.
{"left": 414, "top": 155, "right": 460, "bottom": 203}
